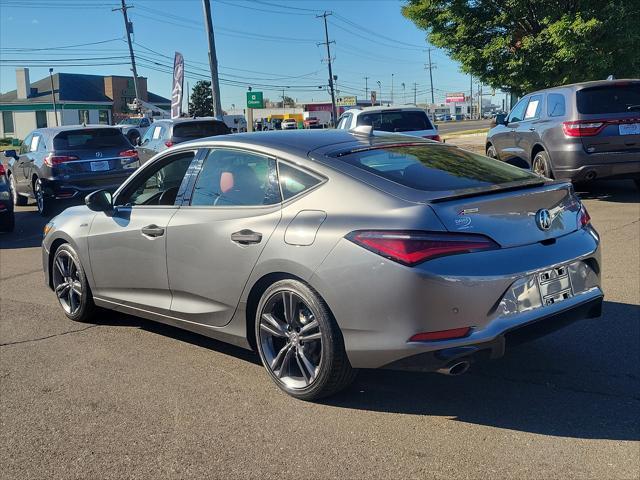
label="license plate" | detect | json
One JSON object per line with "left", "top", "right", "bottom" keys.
{"left": 619, "top": 123, "right": 640, "bottom": 136}
{"left": 537, "top": 265, "right": 573, "bottom": 306}
{"left": 90, "top": 161, "right": 110, "bottom": 172}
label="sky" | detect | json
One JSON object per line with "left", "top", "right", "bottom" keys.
{"left": 0, "top": 0, "right": 494, "bottom": 110}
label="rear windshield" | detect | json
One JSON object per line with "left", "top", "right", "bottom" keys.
{"left": 356, "top": 110, "right": 433, "bottom": 132}
{"left": 53, "top": 128, "right": 129, "bottom": 150}
{"left": 336, "top": 145, "right": 536, "bottom": 192}
{"left": 576, "top": 84, "right": 640, "bottom": 114}
{"left": 173, "top": 121, "right": 230, "bottom": 139}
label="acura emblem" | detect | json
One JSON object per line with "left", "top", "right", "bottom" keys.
{"left": 536, "top": 209, "right": 552, "bottom": 231}
{"left": 95, "top": 152, "right": 102, "bottom": 158}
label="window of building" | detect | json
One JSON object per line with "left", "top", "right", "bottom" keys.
{"left": 36, "top": 110, "right": 47, "bottom": 128}
{"left": 191, "top": 148, "right": 280, "bottom": 207}
{"left": 78, "top": 110, "right": 90, "bottom": 124}
{"left": 2, "top": 111, "right": 15, "bottom": 135}
{"left": 98, "top": 110, "right": 110, "bottom": 125}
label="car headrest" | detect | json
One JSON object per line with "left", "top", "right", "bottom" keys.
{"left": 220, "top": 171, "right": 234, "bottom": 193}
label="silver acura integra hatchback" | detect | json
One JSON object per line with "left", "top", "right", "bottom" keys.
{"left": 42, "top": 128, "right": 603, "bottom": 400}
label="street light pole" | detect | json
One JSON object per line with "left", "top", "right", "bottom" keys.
{"left": 376, "top": 81, "right": 381, "bottom": 106}
{"left": 48, "top": 68, "right": 58, "bottom": 126}
{"left": 364, "top": 76, "right": 369, "bottom": 103}
{"left": 391, "top": 73, "right": 394, "bottom": 104}
{"left": 401, "top": 82, "right": 405, "bottom": 105}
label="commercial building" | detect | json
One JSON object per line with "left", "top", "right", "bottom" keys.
{"left": 0, "top": 68, "right": 170, "bottom": 139}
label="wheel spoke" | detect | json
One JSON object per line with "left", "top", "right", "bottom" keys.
{"left": 271, "top": 343, "right": 291, "bottom": 372}
{"left": 277, "top": 346, "right": 295, "bottom": 378}
{"left": 282, "top": 291, "right": 297, "bottom": 325}
{"left": 71, "top": 280, "right": 82, "bottom": 298}
{"left": 55, "top": 256, "right": 67, "bottom": 277}
{"left": 299, "top": 319, "right": 318, "bottom": 335}
{"left": 55, "top": 283, "right": 70, "bottom": 298}
{"left": 297, "top": 348, "right": 317, "bottom": 382}
{"left": 295, "top": 350, "right": 310, "bottom": 383}
{"left": 260, "top": 313, "right": 287, "bottom": 338}
{"left": 299, "top": 331, "right": 321, "bottom": 343}
{"left": 69, "top": 288, "right": 78, "bottom": 313}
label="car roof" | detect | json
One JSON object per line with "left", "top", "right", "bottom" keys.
{"left": 526, "top": 79, "right": 640, "bottom": 95}
{"left": 153, "top": 117, "right": 226, "bottom": 125}
{"left": 344, "top": 106, "right": 428, "bottom": 115}
{"left": 36, "top": 124, "right": 121, "bottom": 134}
{"left": 175, "top": 128, "right": 435, "bottom": 157}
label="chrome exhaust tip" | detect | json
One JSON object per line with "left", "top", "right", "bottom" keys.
{"left": 436, "top": 360, "right": 470, "bottom": 376}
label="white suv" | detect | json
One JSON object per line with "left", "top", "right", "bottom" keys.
{"left": 336, "top": 106, "right": 440, "bottom": 140}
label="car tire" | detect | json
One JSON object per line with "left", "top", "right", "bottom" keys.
{"left": 532, "top": 150, "right": 554, "bottom": 179}
{"left": 51, "top": 243, "right": 96, "bottom": 323}
{"left": 9, "top": 174, "right": 28, "bottom": 206}
{"left": 255, "top": 279, "right": 357, "bottom": 401}
{"left": 486, "top": 144, "right": 498, "bottom": 159}
{"left": 0, "top": 211, "right": 15, "bottom": 233}
{"left": 34, "top": 178, "right": 52, "bottom": 217}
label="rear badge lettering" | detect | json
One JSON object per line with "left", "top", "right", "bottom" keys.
{"left": 455, "top": 217, "right": 472, "bottom": 229}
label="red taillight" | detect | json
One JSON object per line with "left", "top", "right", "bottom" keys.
{"left": 346, "top": 230, "right": 499, "bottom": 266}
{"left": 44, "top": 154, "right": 79, "bottom": 167}
{"left": 164, "top": 141, "right": 174, "bottom": 148}
{"left": 424, "top": 135, "right": 442, "bottom": 142}
{"left": 562, "top": 121, "right": 605, "bottom": 137}
{"left": 0, "top": 163, "right": 5, "bottom": 175}
{"left": 119, "top": 149, "right": 138, "bottom": 158}
{"left": 579, "top": 204, "right": 591, "bottom": 227}
{"left": 409, "top": 327, "right": 471, "bottom": 342}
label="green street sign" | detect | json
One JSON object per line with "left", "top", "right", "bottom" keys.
{"left": 246, "top": 91, "right": 264, "bottom": 109}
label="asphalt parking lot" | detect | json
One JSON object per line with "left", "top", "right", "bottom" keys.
{"left": 1, "top": 180, "right": 638, "bottom": 479}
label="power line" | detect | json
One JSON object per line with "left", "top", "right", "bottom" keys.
{"left": 0, "top": 38, "right": 125, "bottom": 51}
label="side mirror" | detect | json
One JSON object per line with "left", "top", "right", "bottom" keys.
{"left": 85, "top": 189, "right": 113, "bottom": 212}
{"left": 494, "top": 113, "right": 507, "bottom": 126}
{"left": 136, "top": 137, "right": 143, "bottom": 146}
{"left": 3, "top": 149, "right": 17, "bottom": 158}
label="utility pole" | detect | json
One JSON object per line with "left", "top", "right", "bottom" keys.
{"left": 48, "top": 68, "right": 59, "bottom": 126}
{"left": 469, "top": 74, "right": 473, "bottom": 119}
{"left": 282, "top": 88, "right": 286, "bottom": 113}
{"left": 479, "top": 83, "right": 483, "bottom": 119}
{"left": 426, "top": 48, "right": 436, "bottom": 121}
{"left": 391, "top": 73, "right": 394, "bottom": 104}
{"left": 317, "top": 11, "right": 337, "bottom": 126}
{"left": 413, "top": 82, "right": 417, "bottom": 106}
{"left": 401, "top": 82, "right": 405, "bottom": 105}
{"left": 114, "top": 0, "right": 140, "bottom": 105}
{"left": 364, "top": 76, "right": 369, "bottom": 103}
{"left": 202, "top": 0, "right": 223, "bottom": 117}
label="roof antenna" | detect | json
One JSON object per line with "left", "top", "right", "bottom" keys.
{"left": 350, "top": 125, "right": 374, "bottom": 137}
{"left": 607, "top": 75, "right": 615, "bottom": 80}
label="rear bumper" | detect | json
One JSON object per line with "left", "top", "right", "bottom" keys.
{"left": 554, "top": 160, "right": 640, "bottom": 182}
{"left": 549, "top": 147, "right": 640, "bottom": 181}
{"left": 40, "top": 172, "right": 134, "bottom": 199}
{"left": 383, "top": 292, "right": 603, "bottom": 372}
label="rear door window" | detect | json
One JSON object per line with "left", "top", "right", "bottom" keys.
{"left": 356, "top": 110, "right": 433, "bottom": 132}
{"left": 173, "top": 121, "right": 230, "bottom": 140}
{"left": 547, "top": 93, "right": 566, "bottom": 117}
{"left": 53, "top": 128, "right": 129, "bottom": 150}
{"left": 524, "top": 94, "right": 543, "bottom": 120}
{"left": 278, "top": 162, "right": 322, "bottom": 200}
{"left": 576, "top": 83, "right": 640, "bottom": 114}
{"left": 335, "top": 145, "right": 536, "bottom": 192}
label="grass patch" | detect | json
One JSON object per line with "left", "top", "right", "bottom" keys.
{"left": 441, "top": 128, "right": 489, "bottom": 139}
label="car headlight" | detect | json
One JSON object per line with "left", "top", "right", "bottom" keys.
{"left": 0, "top": 191, "right": 10, "bottom": 200}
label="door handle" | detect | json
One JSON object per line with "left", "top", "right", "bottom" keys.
{"left": 141, "top": 224, "right": 165, "bottom": 238}
{"left": 231, "top": 229, "right": 262, "bottom": 245}
{"left": 529, "top": 127, "right": 536, "bottom": 131}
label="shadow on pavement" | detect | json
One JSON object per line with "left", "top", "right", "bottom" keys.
{"left": 575, "top": 179, "right": 639, "bottom": 203}
{"left": 90, "top": 299, "right": 639, "bottom": 441}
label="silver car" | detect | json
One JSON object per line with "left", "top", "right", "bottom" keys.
{"left": 42, "top": 128, "right": 603, "bottom": 400}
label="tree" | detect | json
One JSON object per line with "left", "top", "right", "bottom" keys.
{"left": 402, "top": 0, "right": 640, "bottom": 96}
{"left": 189, "top": 80, "right": 213, "bottom": 117}
{"left": 281, "top": 95, "right": 296, "bottom": 108}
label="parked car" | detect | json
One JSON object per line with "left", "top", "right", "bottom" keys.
{"left": 486, "top": 79, "right": 640, "bottom": 188}
{"left": 42, "top": 129, "right": 602, "bottom": 400}
{"left": 117, "top": 116, "right": 152, "bottom": 145}
{"left": 302, "top": 117, "right": 321, "bottom": 129}
{"left": 0, "top": 162, "right": 15, "bottom": 232}
{"left": 136, "top": 117, "right": 230, "bottom": 164}
{"left": 281, "top": 118, "right": 298, "bottom": 130}
{"left": 337, "top": 106, "right": 441, "bottom": 141}
{"left": 222, "top": 114, "right": 247, "bottom": 133}
{"left": 4, "top": 125, "right": 139, "bottom": 216}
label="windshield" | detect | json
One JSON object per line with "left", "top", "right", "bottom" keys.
{"left": 53, "top": 128, "right": 130, "bottom": 150}
{"left": 335, "top": 145, "right": 537, "bottom": 192}
{"left": 173, "top": 121, "right": 230, "bottom": 139}
{"left": 356, "top": 110, "right": 433, "bottom": 132}
{"left": 118, "top": 118, "right": 142, "bottom": 126}
{"left": 577, "top": 83, "right": 640, "bottom": 114}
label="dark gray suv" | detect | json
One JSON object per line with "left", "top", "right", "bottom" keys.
{"left": 486, "top": 80, "right": 640, "bottom": 187}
